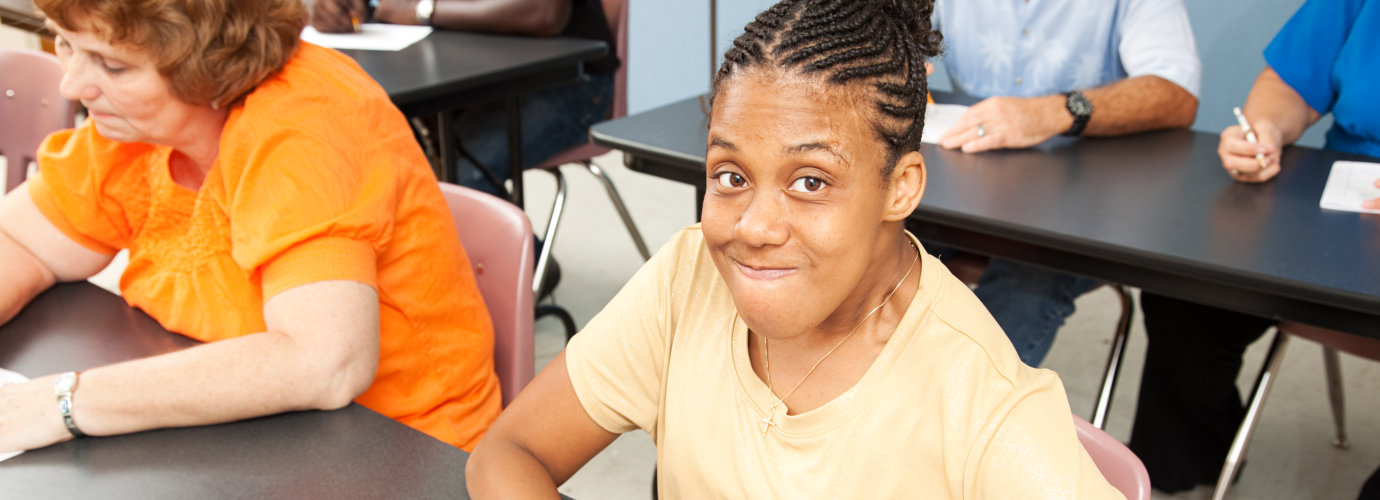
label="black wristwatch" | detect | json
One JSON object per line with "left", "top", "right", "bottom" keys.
{"left": 1062, "top": 91, "right": 1092, "bottom": 136}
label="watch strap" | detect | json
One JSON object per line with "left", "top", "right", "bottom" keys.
{"left": 53, "top": 371, "right": 86, "bottom": 438}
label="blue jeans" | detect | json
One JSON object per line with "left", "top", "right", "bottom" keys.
{"left": 928, "top": 245, "right": 1101, "bottom": 366}
{"left": 454, "top": 71, "right": 614, "bottom": 198}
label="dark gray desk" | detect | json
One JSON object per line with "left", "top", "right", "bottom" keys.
{"left": 342, "top": 31, "right": 606, "bottom": 207}
{"left": 590, "top": 95, "right": 1380, "bottom": 338}
{"left": 0, "top": 283, "right": 471, "bottom": 499}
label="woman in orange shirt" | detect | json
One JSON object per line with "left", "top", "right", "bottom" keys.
{"left": 0, "top": 0, "right": 500, "bottom": 452}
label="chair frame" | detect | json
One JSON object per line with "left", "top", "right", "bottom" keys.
{"left": 1209, "top": 322, "right": 1380, "bottom": 500}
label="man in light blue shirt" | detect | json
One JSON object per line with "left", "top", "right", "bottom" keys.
{"left": 928, "top": 0, "right": 1202, "bottom": 366}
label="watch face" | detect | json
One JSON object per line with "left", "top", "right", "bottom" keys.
{"left": 1069, "top": 93, "right": 1092, "bottom": 116}
{"left": 1065, "top": 92, "right": 1087, "bottom": 116}
{"left": 55, "top": 372, "right": 76, "bottom": 392}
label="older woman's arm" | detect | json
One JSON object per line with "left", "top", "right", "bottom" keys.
{"left": 0, "top": 185, "right": 114, "bottom": 324}
{"left": 467, "top": 352, "right": 618, "bottom": 499}
{"left": 0, "top": 272, "right": 380, "bottom": 452}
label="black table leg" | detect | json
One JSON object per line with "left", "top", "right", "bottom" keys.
{"left": 436, "top": 111, "right": 456, "bottom": 183}
{"left": 507, "top": 96, "right": 525, "bottom": 208}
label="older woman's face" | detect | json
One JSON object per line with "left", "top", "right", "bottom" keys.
{"left": 703, "top": 71, "right": 899, "bottom": 340}
{"left": 52, "top": 25, "right": 211, "bottom": 145}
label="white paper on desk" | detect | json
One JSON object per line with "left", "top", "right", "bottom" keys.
{"left": 1320, "top": 161, "right": 1380, "bottom": 214}
{"left": 300, "top": 24, "right": 432, "bottom": 51}
{"left": 0, "top": 367, "right": 29, "bottom": 463}
{"left": 921, "top": 103, "right": 969, "bottom": 144}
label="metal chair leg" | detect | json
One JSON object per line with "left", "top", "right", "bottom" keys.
{"left": 585, "top": 160, "right": 651, "bottom": 261}
{"left": 1322, "top": 346, "right": 1350, "bottom": 449}
{"left": 1091, "top": 285, "right": 1135, "bottom": 429}
{"left": 533, "top": 168, "right": 568, "bottom": 298}
{"left": 1212, "top": 330, "right": 1291, "bottom": 500}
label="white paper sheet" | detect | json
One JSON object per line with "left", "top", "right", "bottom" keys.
{"left": 0, "top": 368, "right": 29, "bottom": 462}
{"left": 301, "top": 24, "right": 432, "bottom": 51}
{"left": 921, "top": 103, "right": 969, "bottom": 144}
{"left": 1319, "top": 161, "right": 1380, "bottom": 214}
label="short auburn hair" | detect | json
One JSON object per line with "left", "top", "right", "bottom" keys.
{"left": 36, "top": 0, "right": 307, "bottom": 107}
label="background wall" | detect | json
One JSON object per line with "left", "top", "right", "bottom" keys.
{"left": 628, "top": 0, "right": 1329, "bottom": 147}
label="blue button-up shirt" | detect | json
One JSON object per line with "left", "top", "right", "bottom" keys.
{"left": 935, "top": 0, "right": 1201, "bottom": 99}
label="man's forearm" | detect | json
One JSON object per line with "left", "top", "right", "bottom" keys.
{"left": 1082, "top": 75, "right": 1199, "bottom": 137}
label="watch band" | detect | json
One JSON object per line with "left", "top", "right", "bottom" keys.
{"left": 414, "top": 0, "right": 434, "bottom": 25}
{"left": 1062, "top": 90, "right": 1092, "bottom": 136}
{"left": 53, "top": 371, "right": 86, "bottom": 438}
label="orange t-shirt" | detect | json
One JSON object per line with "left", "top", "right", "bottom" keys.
{"left": 28, "top": 42, "right": 501, "bottom": 451}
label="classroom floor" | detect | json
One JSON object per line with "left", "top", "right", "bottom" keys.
{"left": 10, "top": 148, "right": 1375, "bottom": 499}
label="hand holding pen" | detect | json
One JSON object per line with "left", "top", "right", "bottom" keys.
{"left": 1218, "top": 107, "right": 1283, "bottom": 184}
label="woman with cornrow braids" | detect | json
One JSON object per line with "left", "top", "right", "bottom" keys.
{"left": 468, "top": 0, "right": 1122, "bottom": 497}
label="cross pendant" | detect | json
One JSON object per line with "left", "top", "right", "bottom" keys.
{"left": 760, "top": 415, "right": 776, "bottom": 438}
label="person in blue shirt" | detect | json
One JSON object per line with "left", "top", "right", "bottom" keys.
{"left": 1130, "top": 0, "right": 1380, "bottom": 495}
{"left": 920, "top": 0, "right": 1202, "bottom": 367}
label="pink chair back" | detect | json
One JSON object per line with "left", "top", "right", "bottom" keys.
{"left": 438, "top": 182, "right": 535, "bottom": 407}
{"left": 1074, "top": 415, "right": 1151, "bottom": 500}
{"left": 1, "top": 49, "right": 76, "bottom": 193}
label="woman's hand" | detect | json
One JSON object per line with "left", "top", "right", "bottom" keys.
{"left": 1218, "top": 120, "right": 1284, "bottom": 184}
{"left": 0, "top": 374, "right": 73, "bottom": 453}
{"left": 310, "top": 0, "right": 366, "bottom": 33}
{"left": 1366, "top": 179, "right": 1380, "bottom": 210}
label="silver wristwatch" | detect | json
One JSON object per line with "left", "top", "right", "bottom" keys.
{"left": 415, "top": 0, "right": 434, "bottom": 25}
{"left": 53, "top": 371, "right": 86, "bottom": 437}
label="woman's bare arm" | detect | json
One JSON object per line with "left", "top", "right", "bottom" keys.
{"left": 0, "top": 184, "right": 113, "bottom": 325}
{"left": 467, "top": 352, "right": 620, "bottom": 499}
{"left": 0, "top": 278, "right": 381, "bottom": 452}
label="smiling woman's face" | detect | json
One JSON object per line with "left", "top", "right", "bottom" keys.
{"left": 703, "top": 69, "right": 908, "bottom": 340}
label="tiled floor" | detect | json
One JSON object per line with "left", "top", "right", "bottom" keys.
{"left": 8, "top": 149, "right": 1375, "bottom": 499}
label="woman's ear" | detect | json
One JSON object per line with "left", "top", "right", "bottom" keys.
{"left": 882, "top": 151, "right": 926, "bottom": 222}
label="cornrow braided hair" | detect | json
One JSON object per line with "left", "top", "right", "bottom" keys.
{"left": 712, "top": 0, "right": 943, "bottom": 171}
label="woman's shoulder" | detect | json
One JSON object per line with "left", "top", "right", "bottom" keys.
{"left": 232, "top": 42, "right": 396, "bottom": 133}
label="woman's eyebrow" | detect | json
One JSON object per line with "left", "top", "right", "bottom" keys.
{"left": 708, "top": 136, "right": 739, "bottom": 151}
{"left": 785, "top": 142, "right": 846, "bottom": 163}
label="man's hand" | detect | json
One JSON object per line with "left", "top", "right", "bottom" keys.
{"left": 310, "top": 0, "right": 366, "bottom": 33}
{"left": 1218, "top": 120, "right": 1284, "bottom": 184}
{"left": 938, "top": 95, "right": 1069, "bottom": 153}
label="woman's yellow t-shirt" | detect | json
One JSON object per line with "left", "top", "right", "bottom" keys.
{"left": 27, "top": 42, "right": 501, "bottom": 451}
{"left": 566, "top": 226, "right": 1122, "bottom": 498}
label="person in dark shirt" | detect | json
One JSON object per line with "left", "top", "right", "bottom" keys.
{"left": 310, "top": 0, "right": 619, "bottom": 198}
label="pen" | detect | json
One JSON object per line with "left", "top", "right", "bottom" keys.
{"left": 350, "top": 11, "right": 362, "bottom": 32}
{"left": 1232, "top": 106, "right": 1269, "bottom": 169}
